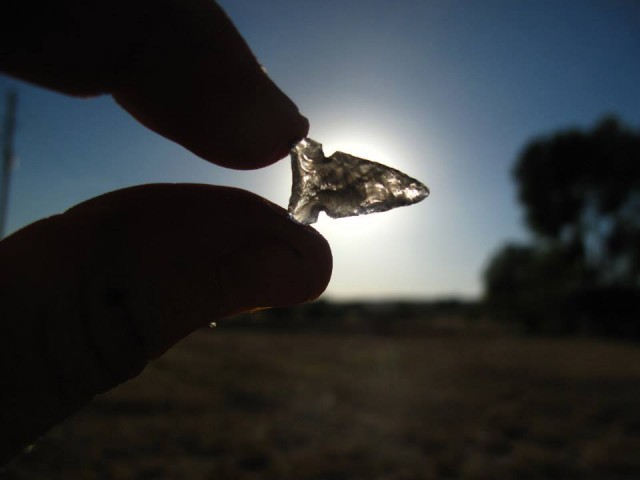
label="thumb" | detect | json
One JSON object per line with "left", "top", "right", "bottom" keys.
{"left": 0, "top": 184, "right": 331, "bottom": 464}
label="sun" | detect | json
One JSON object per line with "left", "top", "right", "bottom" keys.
{"left": 309, "top": 132, "right": 407, "bottom": 240}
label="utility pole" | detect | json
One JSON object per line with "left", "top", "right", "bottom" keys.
{"left": 0, "top": 90, "right": 17, "bottom": 240}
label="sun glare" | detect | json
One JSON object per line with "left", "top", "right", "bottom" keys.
{"left": 308, "top": 131, "right": 413, "bottom": 245}
{"left": 230, "top": 122, "right": 437, "bottom": 299}
{"left": 321, "top": 139, "right": 391, "bottom": 166}
{"left": 314, "top": 209, "right": 391, "bottom": 239}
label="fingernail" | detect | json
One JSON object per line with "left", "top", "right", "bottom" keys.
{"left": 268, "top": 113, "right": 310, "bottom": 163}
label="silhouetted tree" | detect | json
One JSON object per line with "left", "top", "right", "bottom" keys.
{"left": 485, "top": 117, "right": 640, "bottom": 336}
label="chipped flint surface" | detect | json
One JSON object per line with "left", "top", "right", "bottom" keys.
{"left": 288, "top": 138, "right": 429, "bottom": 224}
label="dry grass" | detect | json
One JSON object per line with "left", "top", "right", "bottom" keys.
{"left": 4, "top": 330, "right": 640, "bottom": 479}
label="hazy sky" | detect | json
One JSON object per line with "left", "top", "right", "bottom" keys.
{"left": 1, "top": 1, "right": 639, "bottom": 300}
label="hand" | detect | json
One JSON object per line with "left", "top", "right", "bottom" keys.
{"left": 0, "top": 0, "right": 332, "bottom": 465}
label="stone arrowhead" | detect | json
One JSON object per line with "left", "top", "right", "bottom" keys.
{"left": 288, "top": 138, "right": 429, "bottom": 224}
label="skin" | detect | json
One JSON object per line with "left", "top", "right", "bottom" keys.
{"left": 0, "top": 0, "right": 332, "bottom": 465}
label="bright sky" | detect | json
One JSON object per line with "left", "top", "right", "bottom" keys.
{"left": 1, "top": 1, "right": 639, "bottom": 300}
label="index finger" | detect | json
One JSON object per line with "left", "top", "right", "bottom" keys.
{"left": 0, "top": 0, "right": 308, "bottom": 169}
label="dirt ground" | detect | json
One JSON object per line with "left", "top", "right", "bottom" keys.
{"left": 4, "top": 330, "right": 640, "bottom": 479}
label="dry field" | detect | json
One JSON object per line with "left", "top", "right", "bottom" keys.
{"left": 4, "top": 330, "right": 640, "bottom": 479}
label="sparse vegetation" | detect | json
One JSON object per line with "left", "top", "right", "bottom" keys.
{"left": 4, "top": 329, "right": 640, "bottom": 479}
